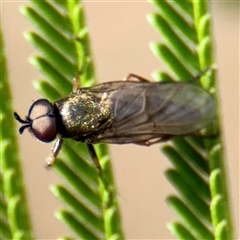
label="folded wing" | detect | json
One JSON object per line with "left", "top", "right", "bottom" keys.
{"left": 89, "top": 81, "right": 216, "bottom": 144}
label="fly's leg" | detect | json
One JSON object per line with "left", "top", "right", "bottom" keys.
{"left": 180, "top": 65, "right": 217, "bottom": 83}
{"left": 187, "top": 66, "right": 213, "bottom": 83}
{"left": 47, "top": 137, "right": 63, "bottom": 167}
{"left": 124, "top": 73, "right": 150, "bottom": 82}
{"left": 135, "top": 132, "right": 218, "bottom": 148}
{"left": 86, "top": 143, "right": 102, "bottom": 175}
{"left": 135, "top": 136, "right": 172, "bottom": 146}
{"left": 125, "top": 66, "right": 216, "bottom": 84}
{"left": 72, "top": 72, "right": 81, "bottom": 91}
{"left": 87, "top": 144, "right": 112, "bottom": 207}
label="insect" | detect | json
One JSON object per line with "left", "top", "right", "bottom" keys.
{"left": 14, "top": 73, "right": 216, "bottom": 171}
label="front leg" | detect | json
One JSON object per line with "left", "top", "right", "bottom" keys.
{"left": 47, "top": 137, "right": 64, "bottom": 167}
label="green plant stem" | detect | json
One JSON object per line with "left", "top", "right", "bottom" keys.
{"left": 1, "top": 24, "right": 34, "bottom": 239}
{"left": 20, "top": 1, "right": 124, "bottom": 239}
{"left": 148, "top": 0, "right": 234, "bottom": 239}
{"left": 193, "top": 1, "right": 234, "bottom": 239}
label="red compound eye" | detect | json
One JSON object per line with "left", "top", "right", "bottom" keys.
{"left": 28, "top": 99, "right": 57, "bottom": 142}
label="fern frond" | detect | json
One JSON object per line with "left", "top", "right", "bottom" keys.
{"left": 20, "top": 1, "right": 123, "bottom": 239}
{"left": 148, "top": 1, "right": 234, "bottom": 239}
{"left": 0, "top": 24, "right": 33, "bottom": 239}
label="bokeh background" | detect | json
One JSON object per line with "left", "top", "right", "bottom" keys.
{"left": 2, "top": 1, "right": 239, "bottom": 239}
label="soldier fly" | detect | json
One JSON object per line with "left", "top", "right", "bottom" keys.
{"left": 14, "top": 73, "right": 216, "bottom": 171}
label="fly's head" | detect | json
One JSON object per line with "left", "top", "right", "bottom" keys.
{"left": 14, "top": 99, "right": 57, "bottom": 143}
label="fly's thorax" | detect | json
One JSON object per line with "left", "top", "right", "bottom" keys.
{"left": 54, "top": 90, "right": 112, "bottom": 139}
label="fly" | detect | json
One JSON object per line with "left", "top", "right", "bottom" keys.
{"left": 14, "top": 73, "right": 216, "bottom": 172}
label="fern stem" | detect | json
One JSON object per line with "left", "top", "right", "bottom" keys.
{"left": 1, "top": 25, "right": 34, "bottom": 239}
{"left": 148, "top": 0, "right": 234, "bottom": 239}
{"left": 21, "top": 1, "right": 124, "bottom": 239}
{"left": 193, "top": 1, "right": 234, "bottom": 239}
{"left": 67, "top": 2, "right": 124, "bottom": 238}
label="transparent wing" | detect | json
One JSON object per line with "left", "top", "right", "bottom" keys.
{"left": 86, "top": 81, "right": 216, "bottom": 144}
